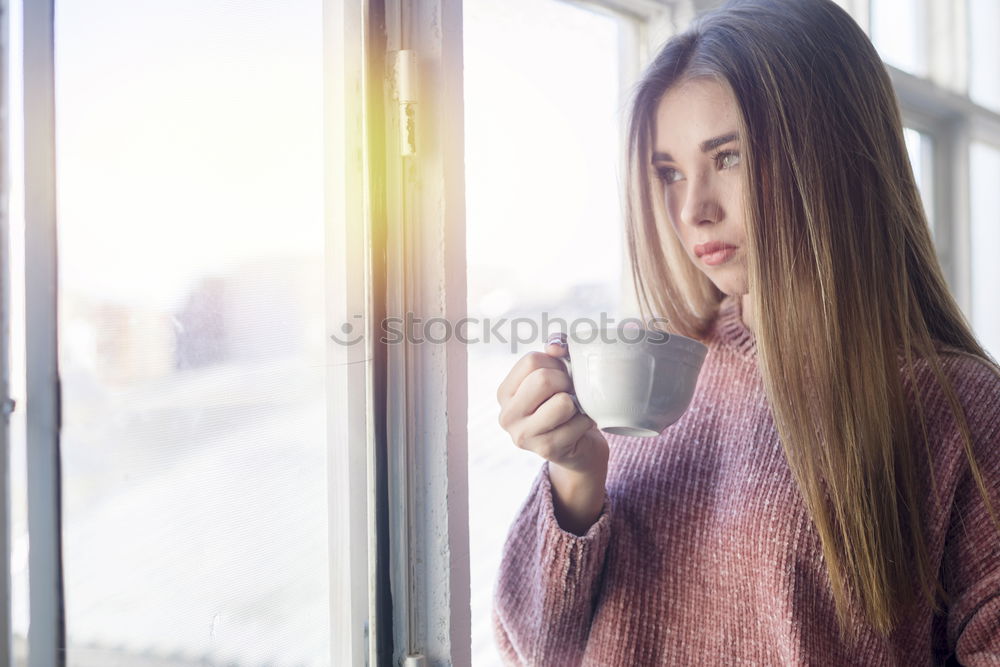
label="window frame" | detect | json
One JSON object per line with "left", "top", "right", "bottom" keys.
{"left": 379, "top": 0, "right": 470, "bottom": 664}
{"left": 21, "top": 0, "right": 65, "bottom": 664}
{"left": 329, "top": 0, "right": 381, "bottom": 665}
{"left": 0, "top": 0, "right": 14, "bottom": 662}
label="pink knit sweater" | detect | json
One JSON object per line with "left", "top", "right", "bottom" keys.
{"left": 492, "top": 294, "right": 1000, "bottom": 665}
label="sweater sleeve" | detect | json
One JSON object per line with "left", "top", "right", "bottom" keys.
{"left": 492, "top": 461, "right": 613, "bottom": 667}
{"left": 941, "top": 360, "right": 1000, "bottom": 665}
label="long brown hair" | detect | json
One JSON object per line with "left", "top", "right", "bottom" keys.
{"left": 624, "top": 0, "right": 1000, "bottom": 639}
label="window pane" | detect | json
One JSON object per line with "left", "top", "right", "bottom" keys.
{"left": 55, "top": 1, "right": 331, "bottom": 665}
{"left": 463, "top": 0, "right": 625, "bottom": 663}
{"left": 969, "top": 0, "right": 1000, "bottom": 111}
{"left": 871, "top": 0, "right": 926, "bottom": 75}
{"left": 970, "top": 142, "right": 1000, "bottom": 362}
{"left": 903, "top": 127, "right": 935, "bottom": 238}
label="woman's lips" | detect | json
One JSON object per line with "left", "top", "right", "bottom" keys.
{"left": 694, "top": 241, "right": 738, "bottom": 266}
{"left": 700, "top": 247, "right": 737, "bottom": 266}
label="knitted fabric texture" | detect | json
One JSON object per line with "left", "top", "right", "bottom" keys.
{"left": 492, "top": 294, "right": 1000, "bottom": 666}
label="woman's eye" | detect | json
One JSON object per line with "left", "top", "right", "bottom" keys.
{"left": 716, "top": 151, "right": 741, "bottom": 169}
{"left": 656, "top": 167, "right": 683, "bottom": 184}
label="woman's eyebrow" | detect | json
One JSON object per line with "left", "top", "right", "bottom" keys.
{"left": 651, "top": 131, "right": 740, "bottom": 163}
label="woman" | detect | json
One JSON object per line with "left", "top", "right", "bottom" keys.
{"left": 492, "top": 0, "right": 1000, "bottom": 664}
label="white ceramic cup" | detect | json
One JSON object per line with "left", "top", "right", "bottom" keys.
{"left": 554, "top": 326, "right": 707, "bottom": 437}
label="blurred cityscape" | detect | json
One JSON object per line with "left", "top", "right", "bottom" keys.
{"left": 34, "top": 255, "right": 331, "bottom": 667}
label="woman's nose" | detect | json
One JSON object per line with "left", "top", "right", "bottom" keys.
{"left": 679, "top": 175, "right": 724, "bottom": 227}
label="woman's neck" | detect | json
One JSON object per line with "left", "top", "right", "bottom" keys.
{"left": 740, "top": 292, "right": 757, "bottom": 336}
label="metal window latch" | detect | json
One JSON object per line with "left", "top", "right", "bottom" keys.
{"left": 393, "top": 50, "right": 417, "bottom": 156}
{"left": 1, "top": 397, "right": 15, "bottom": 418}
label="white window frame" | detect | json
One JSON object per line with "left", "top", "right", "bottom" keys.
{"left": 0, "top": 0, "right": 14, "bottom": 662}
{"left": 329, "top": 0, "right": 379, "bottom": 665}
{"left": 379, "top": 0, "right": 470, "bottom": 663}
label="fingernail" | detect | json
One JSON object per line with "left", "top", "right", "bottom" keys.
{"left": 546, "top": 332, "right": 567, "bottom": 348}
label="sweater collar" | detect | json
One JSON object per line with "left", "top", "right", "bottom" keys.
{"left": 715, "top": 294, "right": 757, "bottom": 360}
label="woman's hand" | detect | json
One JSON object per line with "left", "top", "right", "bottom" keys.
{"left": 496, "top": 336, "right": 609, "bottom": 534}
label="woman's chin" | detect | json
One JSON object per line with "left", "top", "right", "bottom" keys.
{"left": 706, "top": 274, "right": 749, "bottom": 298}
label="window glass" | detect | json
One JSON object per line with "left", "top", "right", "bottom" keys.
{"left": 970, "top": 142, "right": 1000, "bottom": 362}
{"left": 903, "top": 127, "right": 935, "bottom": 238}
{"left": 463, "top": 0, "right": 625, "bottom": 663}
{"left": 969, "top": 0, "right": 1000, "bottom": 111}
{"left": 54, "top": 1, "right": 331, "bottom": 664}
{"left": 870, "top": 0, "right": 925, "bottom": 75}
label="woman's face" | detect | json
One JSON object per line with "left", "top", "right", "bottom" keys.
{"left": 653, "top": 77, "right": 749, "bottom": 296}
